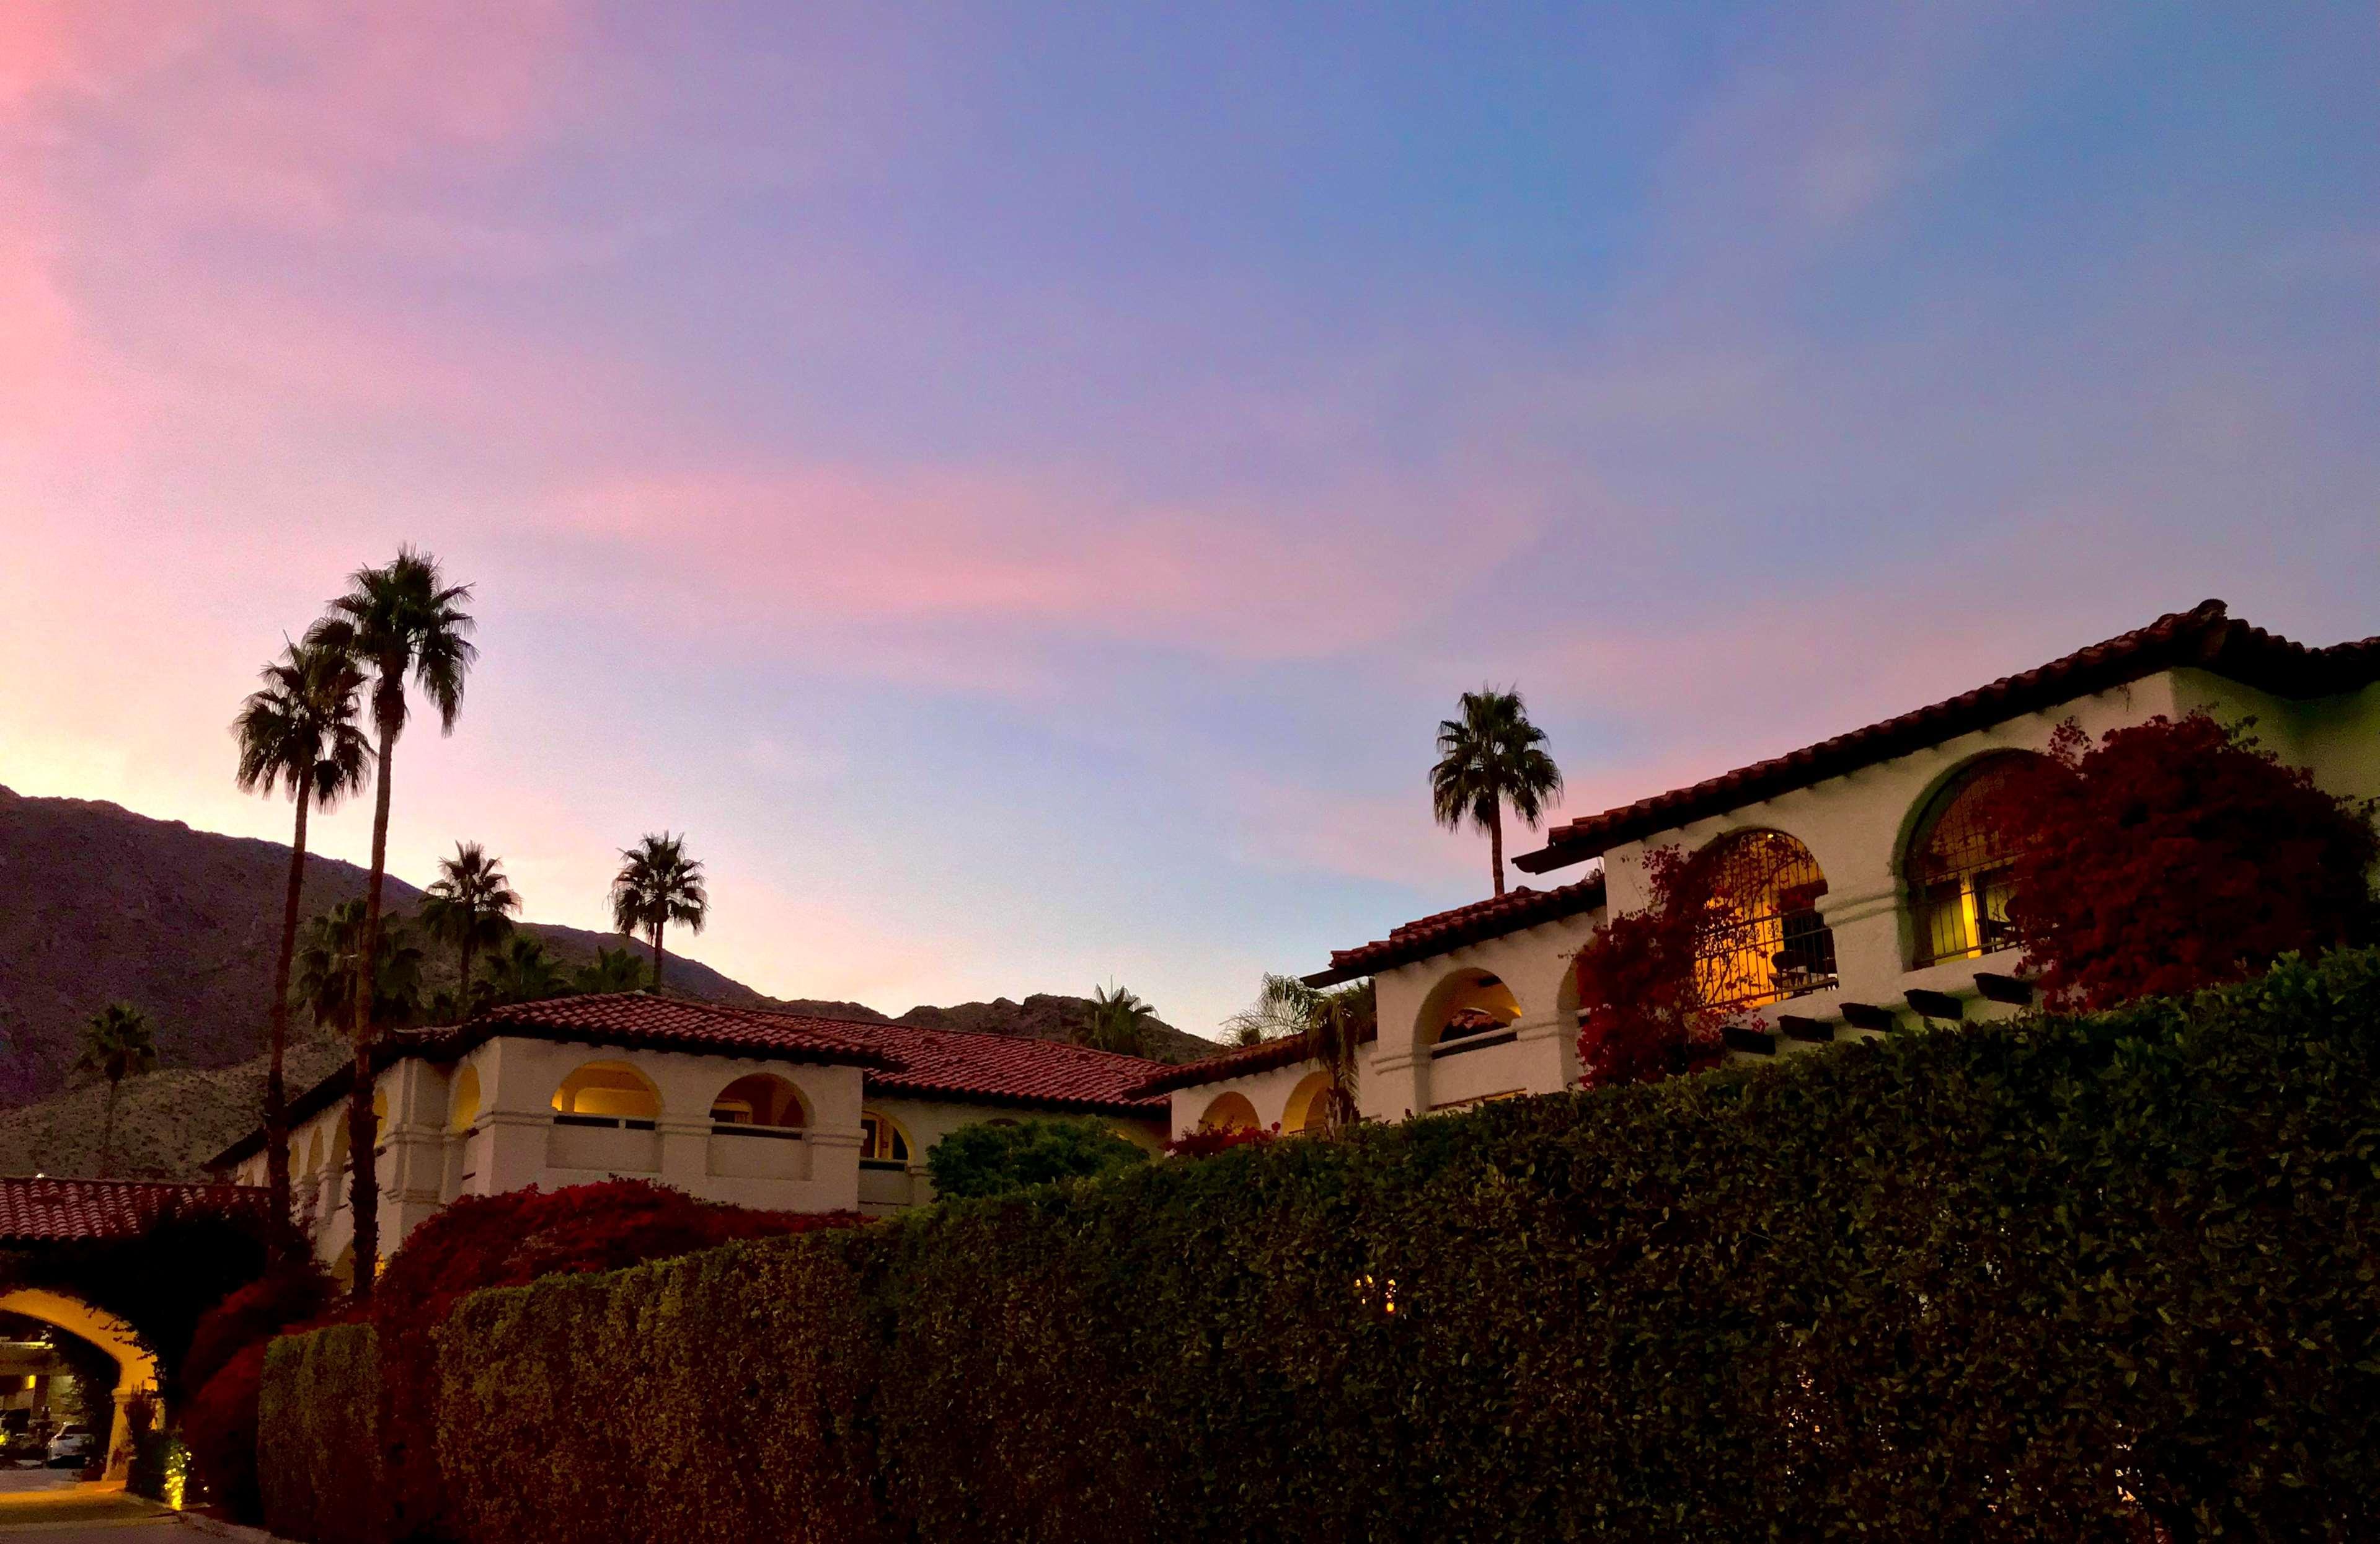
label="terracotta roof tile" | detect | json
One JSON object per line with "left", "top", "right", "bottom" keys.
{"left": 1516, "top": 600, "right": 2380, "bottom": 872}
{"left": 0, "top": 1177, "right": 267, "bottom": 1244}
{"left": 1301, "top": 874, "right": 1608, "bottom": 987}
{"left": 1126, "top": 1028, "right": 1371, "bottom": 1096}
{"left": 213, "top": 994, "right": 1171, "bottom": 1166}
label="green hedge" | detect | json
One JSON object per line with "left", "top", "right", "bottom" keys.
{"left": 405, "top": 949, "right": 2380, "bottom": 1539}
{"left": 259, "top": 1323, "right": 391, "bottom": 1543}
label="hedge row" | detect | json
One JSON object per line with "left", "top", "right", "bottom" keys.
{"left": 259, "top": 1323, "right": 389, "bottom": 1543}
{"left": 281, "top": 948, "right": 2380, "bottom": 1540}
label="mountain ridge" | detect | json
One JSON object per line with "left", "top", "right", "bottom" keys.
{"left": 0, "top": 785, "right": 1221, "bottom": 1177}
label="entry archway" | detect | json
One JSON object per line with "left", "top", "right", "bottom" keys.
{"left": 0, "top": 1287, "right": 157, "bottom": 1480}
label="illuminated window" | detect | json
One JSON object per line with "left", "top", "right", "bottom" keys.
{"left": 710, "top": 1073, "right": 807, "bottom": 1130}
{"left": 551, "top": 1060, "right": 661, "bottom": 1125}
{"left": 859, "top": 1110, "right": 912, "bottom": 1168}
{"left": 1908, "top": 756, "right": 2033, "bottom": 966}
{"left": 1197, "top": 1092, "right": 1259, "bottom": 1133}
{"left": 1694, "top": 830, "right": 1838, "bottom": 1009}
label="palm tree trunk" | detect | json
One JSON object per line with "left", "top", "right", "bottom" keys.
{"left": 347, "top": 719, "right": 396, "bottom": 1303}
{"left": 100, "top": 1078, "right": 120, "bottom": 1179}
{"left": 650, "top": 923, "right": 666, "bottom": 992}
{"left": 264, "top": 779, "right": 312, "bottom": 1254}
{"left": 1489, "top": 800, "right": 1507, "bottom": 897}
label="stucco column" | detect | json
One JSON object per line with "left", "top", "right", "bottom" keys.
{"left": 479, "top": 1111, "right": 552, "bottom": 1195}
{"left": 1819, "top": 881, "right": 1905, "bottom": 1009}
{"left": 805, "top": 1127, "right": 865, "bottom": 1212}
{"left": 658, "top": 1117, "right": 712, "bottom": 1192}
{"left": 1368, "top": 1051, "right": 1422, "bottom": 1121}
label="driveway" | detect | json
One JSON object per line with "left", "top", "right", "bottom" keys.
{"left": 0, "top": 1465, "right": 175, "bottom": 1536}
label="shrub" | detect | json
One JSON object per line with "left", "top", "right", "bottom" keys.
{"left": 180, "top": 1264, "right": 335, "bottom": 1521}
{"left": 1161, "top": 1124, "right": 1276, "bottom": 1157}
{"left": 926, "top": 1117, "right": 1151, "bottom": 1199}
{"left": 259, "top": 1181, "right": 853, "bottom": 1542}
{"left": 1994, "top": 712, "right": 2378, "bottom": 1009}
{"left": 431, "top": 946, "right": 2380, "bottom": 1542}
{"left": 258, "top": 1323, "right": 388, "bottom": 1544}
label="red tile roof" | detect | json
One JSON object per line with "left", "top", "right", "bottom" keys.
{"left": 1301, "top": 874, "right": 1608, "bottom": 988}
{"left": 0, "top": 1177, "right": 267, "bottom": 1245}
{"left": 1128, "top": 1031, "right": 1345, "bottom": 1096}
{"left": 211, "top": 993, "right": 1171, "bottom": 1166}
{"left": 1516, "top": 600, "right": 2380, "bottom": 874}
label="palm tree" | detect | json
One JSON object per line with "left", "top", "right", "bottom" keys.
{"left": 233, "top": 640, "right": 369, "bottom": 1238}
{"left": 291, "top": 901, "right": 425, "bottom": 1034}
{"left": 609, "top": 834, "right": 707, "bottom": 990}
{"left": 304, "top": 546, "right": 475, "bottom": 1300}
{"left": 572, "top": 946, "right": 650, "bottom": 996}
{"left": 75, "top": 1005, "right": 159, "bottom": 1179}
{"left": 1430, "top": 685, "right": 1564, "bottom": 898}
{"left": 1223, "top": 974, "right": 1372, "bottom": 1130}
{"left": 418, "top": 842, "right": 520, "bottom": 1008}
{"left": 1082, "top": 983, "right": 1158, "bottom": 1056}
{"left": 479, "top": 936, "right": 576, "bottom": 1007}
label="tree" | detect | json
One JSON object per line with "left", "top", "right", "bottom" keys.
{"left": 232, "top": 640, "right": 369, "bottom": 1241}
{"left": 74, "top": 1005, "right": 159, "bottom": 1179}
{"left": 306, "top": 547, "right": 475, "bottom": 1299}
{"left": 291, "top": 901, "right": 425, "bottom": 1034}
{"left": 572, "top": 946, "right": 650, "bottom": 996}
{"left": 1990, "top": 713, "right": 2378, "bottom": 1011}
{"left": 925, "top": 1117, "right": 1151, "bottom": 1200}
{"left": 610, "top": 833, "right": 707, "bottom": 990}
{"left": 418, "top": 843, "right": 519, "bottom": 1009}
{"left": 478, "top": 936, "right": 575, "bottom": 1008}
{"left": 1219, "top": 974, "right": 1371, "bottom": 1130}
{"left": 1573, "top": 847, "right": 1746, "bottom": 1086}
{"left": 1082, "top": 983, "right": 1158, "bottom": 1056}
{"left": 1430, "top": 685, "right": 1564, "bottom": 897}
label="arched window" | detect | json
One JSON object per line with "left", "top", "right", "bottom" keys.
{"left": 371, "top": 1090, "right": 389, "bottom": 1147}
{"left": 1198, "top": 1092, "right": 1260, "bottom": 1133}
{"left": 711, "top": 1074, "right": 808, "bottom": 1131}
{"left": 1281, "top": 1071, "right": 1334, "bottom": 1134}
{"left": 859, "top": 1109, "right": 912, "bottom": 1168}
{"left": 1907, "top": 756, "right": 2034, "bottom": 965}
{"left": 1695, "top": 830, "right": 1838, "bottom": 1009}
{"left": 1420, "top": 972, "right": 1521, "bottom": 1052}
{"left": 552, "top": 1060, "right": 661, "bottom": 1127}
{"left": 448, "top": 1063, "right": 482, "bottom": 1134}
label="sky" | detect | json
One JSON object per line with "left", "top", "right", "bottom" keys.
{"left": 2, "top": 2, "right": 2374, "bottom": 1042}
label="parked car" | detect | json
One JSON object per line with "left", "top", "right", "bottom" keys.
{"left": 45, "top": 1425, "right": 93, "bottom": 1468}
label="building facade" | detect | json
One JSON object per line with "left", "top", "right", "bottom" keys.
{"left": 213, "top": 995, "right": 1173, "bottom": 1279}
{"left": 1156, "top": 601, "right": 2380, "bottom": 1132}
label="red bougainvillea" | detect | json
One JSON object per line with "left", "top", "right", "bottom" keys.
{"left": 1989, "top": 712, "right": 2377, "bottom": 1011}
{"left": 1575, "top": 846, "right": 1750, "bottom": 1086}
{"left": 1165, "top": 1125, "right": 1278, "bottom": 1158}
{"left": 179, "top": 1264, "right": 336, "bottom": 1522}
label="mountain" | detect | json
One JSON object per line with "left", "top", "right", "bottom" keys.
{"left": 0, "top": 786, "right": 1222, "bottom": 1173}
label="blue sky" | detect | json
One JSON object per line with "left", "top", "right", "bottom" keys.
{"left": 2, "top": 2, "right": 2374, "bottom": 1037}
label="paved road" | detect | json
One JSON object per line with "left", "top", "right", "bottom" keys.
{"left": 0, "top": 1466, "right": 176, "bottom": 1537}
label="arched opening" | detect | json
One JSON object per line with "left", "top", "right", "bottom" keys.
{"left": 551, "top": 1060, "right": 660, "bottom": 1127}
{"left": 448, "top": 1063, "right": 482, "bottom": 1134}
{"left": 304, "top": 1129, "right": 324, "bottom": 1177}
{"left": 859, "top": 1109, "right": 913, "bottom": 1169}
{"left": 1695, "top": 830, "right": 1838, "bottom": 1009}
{"left": 329, "top": 1121, "right": 349, "bottom": 1173}
{"left": 371, "top": 1089, "right": 389, "bottom": 1147}
{"left": 0, "top": 1289, "right": 159, "bottom": 1480}
{"left": 1417, "top": 970, "right": 1522, "bottom": 1053}
{"left": 710, "top": 1073, "right": 808, "bottom": 1132}
{"left": 1281, "top": 1071, "right": 1334, "bottom": 1134}
{"left": 1197, "top": 1092, "right": 1260, "bottom": 1133}
{"left": 1906, "top": 754, "right": 2038, "bottom": 965}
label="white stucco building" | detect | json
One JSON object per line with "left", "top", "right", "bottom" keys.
{"left": 212, "top": 995, "right": 1174, "bottom": 1279}
{"left": 1153, "top": 601, "right": 2380, "bottom": 1135}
